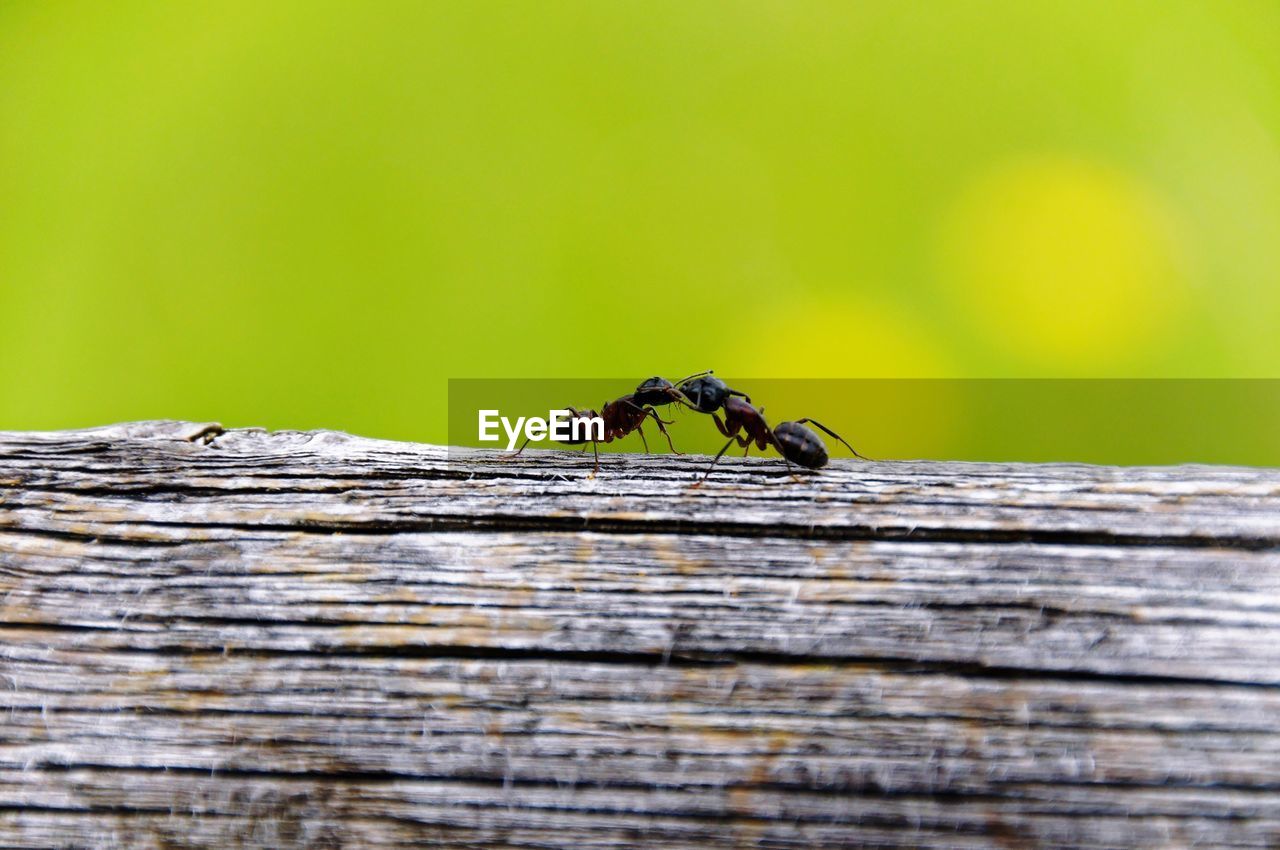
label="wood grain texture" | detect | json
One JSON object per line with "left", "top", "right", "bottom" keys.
{"left": 2, "top": 420, "right": 1279, "bottom": 848}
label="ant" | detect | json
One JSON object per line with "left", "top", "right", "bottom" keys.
{"left": 511, "top": 379, "right": 698, "bottom": 474}
{"left": 697, "top": 395, "right": 869, "bottom": 482}
{"left": 510, "top": 405, "right": 608, "bottom": 472}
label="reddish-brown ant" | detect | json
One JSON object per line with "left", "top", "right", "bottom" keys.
{"left": 697, "top": 395, "right": 869, "bottom": 481}
{"left": 508, "top": 406, "right": 605, "bottom": 471}
{"left": 511, "top": 382, "right": 694, "bottom": 474}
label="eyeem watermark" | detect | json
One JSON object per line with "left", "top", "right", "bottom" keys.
{"left": 478, "top": 409, "right": 605, "bottom": 451}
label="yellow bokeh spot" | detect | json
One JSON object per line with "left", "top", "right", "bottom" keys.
{"left": 939, "top": 156, "right": 1189, "bottom": 370}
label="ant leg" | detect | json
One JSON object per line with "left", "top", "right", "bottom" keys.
{"left": 636, "top": 424, "right": 651, "bottom": 453}
{"left": 621, "top": 397, "right": 674, "bottom": 425}
{"left": 506, "top": 437, "right": 533, "bottom": 459}
{"left": 645, "top": 407, "right": 681, "bottom": 454}
{"left": 712, "top": 413, "right": 733, "bottom": 438}
{"left": 794, "top": 419, "right": 873, "bottom": 460}
{"left": 782, "top": 450, "right": 800, "bottom": 481}
{"left": 694, "top": 437, "right": 737, "bottom": 484}
{"left": 589, "top": 441, "right": 600, "bottom": 477}
{"left": 767, "top": 434, "right": 803, "bottom": 482}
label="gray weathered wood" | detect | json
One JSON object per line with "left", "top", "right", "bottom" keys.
{"left": 2, "top": 420, "right": 1279, "bottom": 848}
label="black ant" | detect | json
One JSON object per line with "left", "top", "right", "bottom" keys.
{"left": 697, "top": 395, "right": 869, "bottom": 481}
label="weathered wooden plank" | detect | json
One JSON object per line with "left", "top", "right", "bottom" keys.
{"left": 4, "top": 773, "right": 1280, "bottom": 849}
{"left": 3, "top": 529, "right": 1280, "bottom": 682}
{"left": 2, "top": 421, "right": 1280, "bottom": 848}
{"left": 4, "top": 421, "right": 1279, "bottom": 545}
{"left": 4, "top": 654, "right": 1280, "bottom": 790}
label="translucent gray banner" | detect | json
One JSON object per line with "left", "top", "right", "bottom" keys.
{"left": 448, "top": 377, "right": 1280, "bottom": 468}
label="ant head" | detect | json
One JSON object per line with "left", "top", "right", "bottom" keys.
{"left": 677, "top": 375, "right": 731, "bottom": 413}
{"left": 634, "top": 376, "right": 675, "bottom": 399}
{"left": 633, "top": 376, "right": 690, "bottom": 408}
{"left": 637, "top": 376, "right": 672, "bottom": 390}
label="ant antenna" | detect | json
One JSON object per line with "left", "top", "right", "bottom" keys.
{"left": 794, "top": 418, "right": 874, "bottom": 461}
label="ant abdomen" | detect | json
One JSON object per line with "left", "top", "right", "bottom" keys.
{"left": 772, "top": 421, "right": 829, "bottom": 469}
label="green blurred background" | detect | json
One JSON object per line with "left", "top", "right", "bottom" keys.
{"left": 2, "top": 1, "right": 1279, "bottom": 463}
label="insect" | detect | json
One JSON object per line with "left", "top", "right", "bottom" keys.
{"left": 511, "top": 385, "right": 689, "bottom": 474}
{"left": 698, "top": 395, "right": 869, "bottom": 481}
{"left": 507, "top": 405, "right": 605, "bottom": 471}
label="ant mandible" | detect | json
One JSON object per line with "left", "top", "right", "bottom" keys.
{"left": 698, "top": 396, "right": 869, "bottom": 482}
